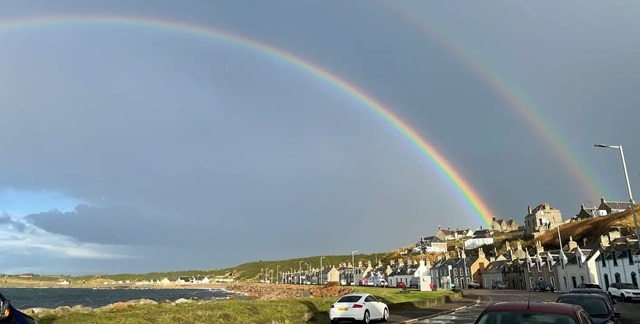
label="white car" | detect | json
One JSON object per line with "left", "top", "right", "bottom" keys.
{"left": 329, "top": 293, "right": 389, "bottom": 323}
{"left": 608, "top": 282, "right": 640, "bottom": 301}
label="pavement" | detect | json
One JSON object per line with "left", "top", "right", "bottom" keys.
{"left": 388, "top": 295, "right": 481, "bottom": 324}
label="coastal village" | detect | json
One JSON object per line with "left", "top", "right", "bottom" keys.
{"left": 41, "top": 197, "right": 639, "bottom": 296}
{"left": 270, "top": 197, "right": 640, "bottom": 293}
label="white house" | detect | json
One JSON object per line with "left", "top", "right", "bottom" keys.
{"left": 556, "top": 243, "right": 600, "bottom": 292}
{"left": 464, "top": 229, "right": 494, "bottom": 250}
{"left": 596, "top": 240, "right": 640, "bottom": 289}
{"left": 387, "top": 260, "right": 416, "bottom": 287}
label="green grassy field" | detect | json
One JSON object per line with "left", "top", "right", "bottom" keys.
{"left": 32, "top": 289, "right": 455, "bottom": 324}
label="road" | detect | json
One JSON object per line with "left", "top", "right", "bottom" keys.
{"left": 414, "top": 289, "right": 640, "bottom": 324}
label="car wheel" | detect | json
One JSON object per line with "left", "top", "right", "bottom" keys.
{"left": 362, "top": 310, "right": 370, "bottom": 324}
{"left": 382, "top": 308, "right": 389, "bottom": 322}
{"left": 620, "top": 293, "right": 626, "bottom": 301}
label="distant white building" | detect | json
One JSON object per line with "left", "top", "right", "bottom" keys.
{"left": 57, "top": 279, "right": 70, "bottom": 285}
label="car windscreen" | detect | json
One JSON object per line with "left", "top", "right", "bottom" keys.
{"left": 476, "top": 311, "right": 577, "bottom": 324}
{"left": 619, "top": 283, "right": 638, "bottom": 289}
{"left": 337, "top": 295, "right": 361, "bottom": 303}
{"left": 556, "top": 297, "right": 609, "bottom": 317}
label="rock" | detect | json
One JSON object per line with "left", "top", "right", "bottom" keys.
{"left": 175, "top": 298, "right": 192, "bottom": 304}
{"left": 129, "top": 298, "right": 158, "bottom": 305}
{"left": 23, "top": 307, "right": 55, "bottom": 317}
{"left": 55, "top": 306, "right": 73, "bottom": 315}
{"left": 70, "top": 305, "right": 93, "bottom": 313}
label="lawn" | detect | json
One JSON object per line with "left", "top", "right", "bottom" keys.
{"left": 32, "top": 289, "right": 457, "bottom": 324}
{"left": 350, "top": 286, "right": 453, "bottom": 303}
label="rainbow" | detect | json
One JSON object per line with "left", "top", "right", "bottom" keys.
{"left": 386, "top": 3, "right": 605, "bottom": 199}
{"left": 0, "top": 15, "right": 496, "bottom": 225}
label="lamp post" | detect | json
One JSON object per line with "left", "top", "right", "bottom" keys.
{"left": 595, "top": 144, "right": 640, "bottom": 241}
{"left": 276, "top": 265, "right": 280, "bottom": 284}
{"left": 299, "top": 261, "right": 304, "bottom": 284}
{"left": 320, "top": 256, "right": 326, "bottom": 285}
{"left": 351, "top": 250, "right": 358, "bottom": 285}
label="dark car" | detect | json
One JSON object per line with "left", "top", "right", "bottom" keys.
{"left": 556, "top": 293, "right": 621, "bottom": 324}
{"left": 532, "top": 280, "right": 555, "bottom": 292}
{"left": 492, "top": 281, "right": 508, "bottom": 289}
{"left": 0, "top": 294, "right": 37, "bottom": 324}
{"left": 570, "top": 288, "right": 617, "bottom": 308}
{"left": 577, "top": 283, "right": 602, "bottom": 289}
{"left": 473, "top": 301, "right": 592, "bottom": 324}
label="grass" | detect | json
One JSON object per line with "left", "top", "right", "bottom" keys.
{"left": 31, "top": 289, "right": 456, "bottom": 324}
{"left": 350, "top": 286, "right": 452, "bottom": 303}
{"left": 34, "top": 298, "right": 334, "bottom": 324}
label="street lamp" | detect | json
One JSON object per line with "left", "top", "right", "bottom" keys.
{"left": 276, "top": 265, "right": 280, "bottom": 284}
{"left": 320, "top": 256, "right": 326, "bottom": 285}
{"left": 351, "top": 250, "right": 358, "bottom": 285}
{"left": 299, "top": 261, "right": 306, "bottom": 284}
{"left": 595, "top": 144, "right": 640, "bottom": 241}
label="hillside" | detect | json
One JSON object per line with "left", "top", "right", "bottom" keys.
{"left": 533, "top": 206, "right": 639, "bottom": 249}
{"left": 66, "top": 253, "right": 388, "bottom": 283}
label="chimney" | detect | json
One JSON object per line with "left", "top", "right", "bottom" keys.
{"left": 358, "top": 261, "right": 363, "bottom": 268}
{"left": 568, "top": 236, "right": 578, "bottom": 250}
{"left": 536, "top": 241, "right": 544, "bottom": 253}
{"left": 583, "top": 238, "right": 588, "bottom": 247}
{"left": 438, "top": 225, "right": 441, "bottom": 230}
{"left": 528, "top": 205, "right": 532, "bottom": 214}
{"left": 478, "top": 248, "right": 485, "bottom": 259}
{"left": 398, "top": 259, "right": 404, "bottom": 266}
{"left": 600, "top": 234, "right": 610, "bottom": 247}
{"left": 389, "top": 259, "right": 395, "bottom": 265}
{"left": 492, "top": 216, "right": 496, "bottom": 222}
{"left": 448, "top": 226, "right": 451, "bottom": 231}
{"left": 377, "top": 260, "right": 382, "bottom": 267}
{"left": 367, "top": 260, "right": 372, "bottom": 267}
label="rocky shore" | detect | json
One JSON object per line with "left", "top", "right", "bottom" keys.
{"left": 21, "top": 297, "right": 204, "bottom": 318}
{"left": 226, "top": 283, "right": 354, "bottom": 300}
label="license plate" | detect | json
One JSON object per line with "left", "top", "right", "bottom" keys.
{"left": 338, "top": 307, "right": 348, "bottom": 311}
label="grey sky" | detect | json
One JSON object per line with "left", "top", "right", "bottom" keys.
{"left": 0, "top": 1, "right": 639, "bottom": 274}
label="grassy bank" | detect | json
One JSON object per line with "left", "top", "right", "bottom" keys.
{"left": 32, "top": 289, "right": 457, "bottom": 324}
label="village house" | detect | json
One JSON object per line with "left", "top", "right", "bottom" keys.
{"left": 556, "top": 238, "right": 600, "bottom": 292}
{"left": 597, "top": 197, "right": 632, "bottom": 216}
{"left": 415, "top": 236, "right": 447, "bottom": 253}
{"left": 430, "top": 255, "right": 459, "bottom": 289}
{"left": 595, "top": 230, "right": 640, "bottom": 289}
{"left": 481, "top": 258, "right": 508, "bottom": 289}
{"left": 574, "top": 204, "right": 596, "bottom": 220}
{"left": 489, "top": 217, "right": 520, "bottom": 232}
{"left": 523, "top": 242, "right": 559, "bottom": 290}
{"left": 434, "top": 226, "right": 456, "bottom": 241}
{"left": 524, "top": 203, "right": 563, "bottom": 236}
{"left": 464, "top": 228, "right": 494, "bottom": 250}
{"left": 387, "top": 259, "right": 417, "bottom": 287}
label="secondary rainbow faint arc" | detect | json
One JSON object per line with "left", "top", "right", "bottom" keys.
{"left": 0, "top": 15, "right": 496, "bottom": 225}
{"left": 386, "top": 3, "right": 605, "bottom": 199}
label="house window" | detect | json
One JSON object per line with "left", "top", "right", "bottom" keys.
{"left": 550, "top": 277, "right": 555, "bottom": 288}
{"left": 615, "top": 272, "right": 621, "bottom": 284}
{"left": 580, "top": 276, "right": 585, "bottom": 284}
{"left": 529, "top": 277, "right": 533, "bottom": 289}
{"left": 601, "top": 255, "right": 606, "bottom": 267}
{"left": 563, "top": 277, "right": 567, "bottom": 290}
{"left": 629, "top": 249, "right": 634, "bottom": 265}
{"left": 571, "top": 277, "right": 577, "bottom": 289}
{"left": 613, "top": 252, "right": 618, "bottom": 266}
{"left": 604, "top": 274, "right": 610, "bottom": 289}
{"left": 632, "top": 272, "right": 638, "bottom": 288}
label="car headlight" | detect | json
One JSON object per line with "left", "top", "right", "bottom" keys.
{"left": 0, "top": 300, "right": 10, "bottom": 319}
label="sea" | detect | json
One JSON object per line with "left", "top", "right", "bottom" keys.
{"left": 0, "top": 287, "right": 237, "bottom": 309}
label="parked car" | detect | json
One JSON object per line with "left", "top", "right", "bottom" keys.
{"left": 468, "top": 281, "right": 481, "bottom": 289}
{"left": 607, "top": 282, "right": 640, "bottom": 302}
{"left": 329, "top": 293, "right": 389, "bottom": 324}
{"left": 0, "top": 295, "right": 37, "bottom": 324}
{"left": 492, "top": 281, "right": 508, "bottom": 289}
{"left": 570, "top": 288, "right": 617, "bottom": 308}
{"left": 577, "top": 283, "right": 602, "bottom": 289}
{"left": 395, "top": 281, "right": 406, "bottom": 288}
{"left": 473, "top": 301, "right": 591, "bottom": 324}
{"left": 532, "top": 280, "right": 555, "bottom": 292}
{"left": 556, "top": 293, "right": 621, "bottom": 324}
